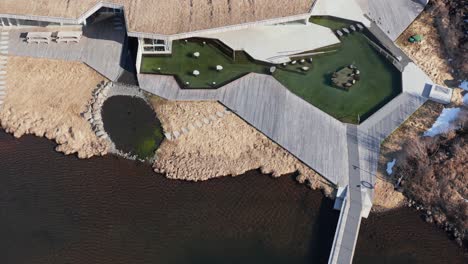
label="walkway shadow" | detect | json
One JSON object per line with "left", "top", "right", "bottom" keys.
{"left": 307, "top": 194, "right": 340, "bottom": 263}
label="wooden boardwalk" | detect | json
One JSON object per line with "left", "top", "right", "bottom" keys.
{"left": 139, "top": 69, "right": 429, "bottom": 264}
{"left": 139, "top": 73, "right": 350, "bottom": 186}
{"left": 8, "top": 18, "right": 125, "bottom": 81}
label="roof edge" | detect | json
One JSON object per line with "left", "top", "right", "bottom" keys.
{"left": 1, "top": 1, "right": 313, "bottom": 39}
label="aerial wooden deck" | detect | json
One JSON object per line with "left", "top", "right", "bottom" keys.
{"left": 139, "top": 66, "right": 430, "bottom": 264}
{"left": 8, "top": 17, "right": 125, "bottom": 81}
{"left": 139, "top": 73, "right": 350, "bottom": 186}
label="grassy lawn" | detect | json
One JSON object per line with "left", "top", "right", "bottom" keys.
{"left": 274, "top": 33, "right": 401, "bottom": 123}
{"left": 140, "top": 17, "right": 402, "bottom": 124}
{"left": 141, "top": 41, "right": 268, "bottom": 88}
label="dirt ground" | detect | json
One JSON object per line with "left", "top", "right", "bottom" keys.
{"left": 0, "top": 56, "right": 109, "bottom": 158}
{"left": 149, "top": 96, "right": 334, "bottom": 196}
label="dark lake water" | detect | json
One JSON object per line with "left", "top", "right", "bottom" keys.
{"left": 0, "top": 130, "right": 466, "bottom": 264}
{"left": 0, "top": 130, "right": 338, "bottom": 264}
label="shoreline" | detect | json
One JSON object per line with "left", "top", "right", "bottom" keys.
{"left": 0, "top": 56, "right": 109, "bottom": 159}
{"left": 148, "top": 95, "right": 335, "bottom": 197}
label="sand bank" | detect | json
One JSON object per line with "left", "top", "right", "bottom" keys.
{"left": 0, "top": 56, "right": 109, "bottom": 158}
{"left": 149, "top": 96, "right": 334, "bottom": 196}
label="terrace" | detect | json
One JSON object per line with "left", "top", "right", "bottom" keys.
{"left": 140, "top": 17, "right": 403, "bottom": 124}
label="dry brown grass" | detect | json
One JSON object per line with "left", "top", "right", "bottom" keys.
{"left": 0, "top": 56, "right": 109, "bottom": 158}
{"left": 396, "top": 11, "right": 453, "bottom": 85}
{"left": 149, "top": 96, "right": 334, "bottom": 196}
{"left": 397, "top": 0, "right": 467, "bottom": 85}
{"left": 0, "top": 0, "right": 314, "bottom": 35}
{"left": 374, "top": 101, "right": 444, "bottom": 211}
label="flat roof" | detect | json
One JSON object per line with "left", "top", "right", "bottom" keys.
{"left": 203, "top": 23, "right": 340, "bottom": 64}
{"left": 0, "top": 0, "right": 315, "bottom": 36}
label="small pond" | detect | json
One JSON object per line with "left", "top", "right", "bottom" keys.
{"left": 102, "top": 96, "right": 164, "bottom": 160}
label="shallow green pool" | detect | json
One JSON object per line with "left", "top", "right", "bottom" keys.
{"left": 102, "top": 96, "right": 164, "bottom": 160}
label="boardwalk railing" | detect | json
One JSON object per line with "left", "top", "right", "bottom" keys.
{"left": 328, "top": 187, "right": 349, "bottom": 264}
{"left": 363, "top": 35, "right": 403, "bottom": 71}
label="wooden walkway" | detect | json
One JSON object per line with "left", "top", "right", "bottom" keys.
{"left": 139, "top": 73, "right": 350, "bottom": 186}
{"left": 139, "top": 67, "right": 430, "bottom": 264}
{"left": 8, "top": 17, "right": 125, "bottom": 81}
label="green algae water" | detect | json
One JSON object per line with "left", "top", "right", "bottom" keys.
{"left": 102, "top": 96, "right": 163, "bottom": 160}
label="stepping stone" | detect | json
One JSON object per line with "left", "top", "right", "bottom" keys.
{"left": 336, "top": 30, "right": 343, "bottom": 37}
{"left": 195, "top": 121, "right": 203, "bottom": 128}
{"left": 350, "top": 25, "right": 357, "bottom": 31}
{"left": 173, "top": 130, "right": 181, "bottom": 139}
{"left": 181, "top": 127, "right": 189, "bottom": 134}
{"left": 209, "top": 115, "right": 217, "bottom": 121}
{"left": 216, "top": 111, "right": 224, "bottom": 118}
{"left": 188, "top": 124, "right": 195, "bottom": 130}
{"left": 223, "top": 109, "right": 231, "bottom": 114}
{"left": 342, "top": 28, "right": 350, "bottom": 34}
{"left": 0, "top": 86, "right": 5, "bottom": 89}
{"left": 202, "top": 118, "right": 210, "bottom": 124}
{"left": 0, "top": 61, "right": 6, "bottom": 65}
{"left": 0, "top": 71, "right": 6, "bottom": 75}
{"left": 0, "top": 41, "right": 8, "bottom": 45}
{"left": 0, "top": 46, "right": 8, "bottom": 50}
{"left": 164, "top": 132, "right": 172, "bottom": 140}
{"left": 356, "top": 24, "right": 364, "bottom": 30}
{"left": 0, "top": 76, "right": 5, "bottom": 79}
{"left": 0, "top": 81, "right": 6, "bottom": 85}
{"left": 1, "top": 51, "right": 8, "bottom": 54}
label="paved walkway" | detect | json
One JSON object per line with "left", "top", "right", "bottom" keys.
{"left": 8, "top": 17, "right": 125, "bottom": 81}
